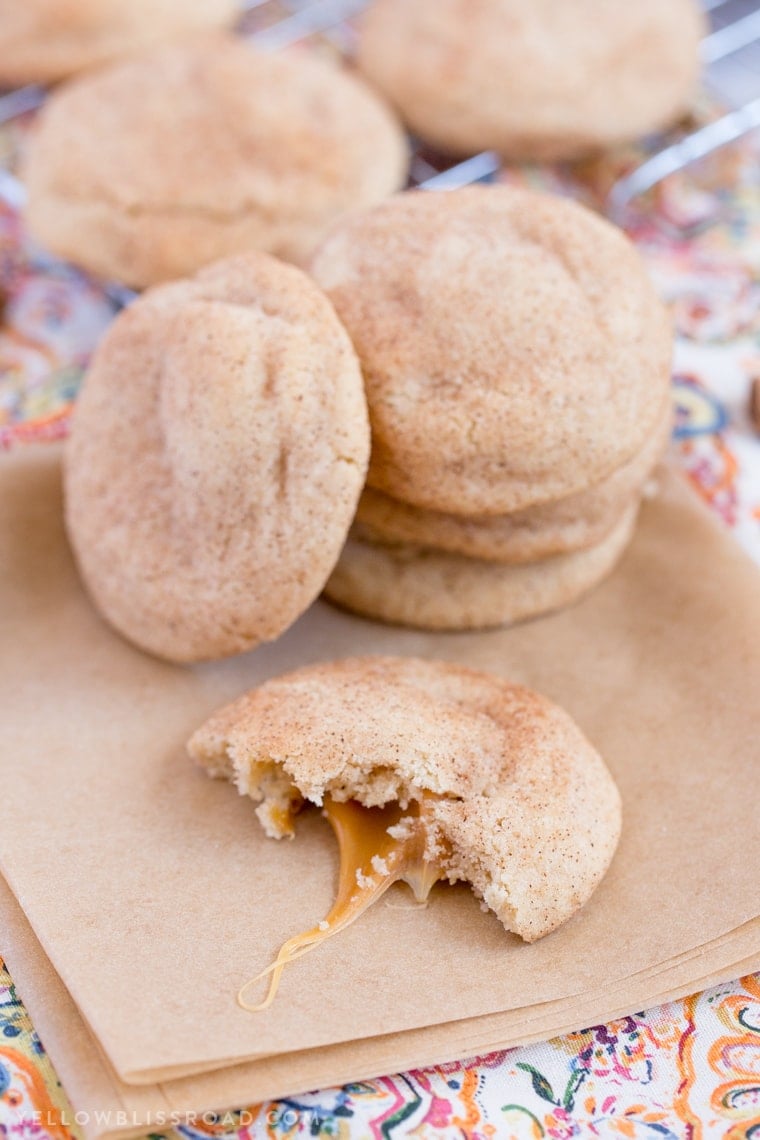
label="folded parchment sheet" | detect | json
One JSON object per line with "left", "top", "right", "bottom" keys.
{"left": 2, "top": 878, "right": 759, "bottom": 1140}
{"left": 1, "top": 447, "right": 758, "bottom": 1092}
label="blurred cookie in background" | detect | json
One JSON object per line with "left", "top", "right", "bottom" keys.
{"left": 357, "top": 0, "right": 706, "bottom": 161}
{"left": 21, "top": 36, "right": 409, "bottom": 288}
{"left": 0, "top": 0, "right": 240, "bottom": 86}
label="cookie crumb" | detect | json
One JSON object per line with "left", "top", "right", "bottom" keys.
{"left": 387, "top": 817, "right": 416, "bottom": 841}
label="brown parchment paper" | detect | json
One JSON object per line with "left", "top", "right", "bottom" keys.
{"left": 2, "top": 876, "right": 759, "bottom": 1140}
{"left": 1, "top": 446, "right": 759, "bottom": 1084}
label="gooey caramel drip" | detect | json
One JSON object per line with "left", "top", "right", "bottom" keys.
{"left": 238, "top": 794, "right": 444, "bottom": 1012}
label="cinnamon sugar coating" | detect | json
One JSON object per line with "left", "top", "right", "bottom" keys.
{"left": 310, "top": 187, "right": 672, "bottom": 516}
{"left": 65, "top": 252, "right": 370, "bottom": 662}
{"left": 189, "top": 656, "right": 622, "bottom": 941}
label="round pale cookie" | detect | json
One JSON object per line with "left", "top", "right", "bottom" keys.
{"left": 0, "top": 0, "right": 238, "bottom": 86}
{"left": 324, "top": 503, "right": 637, "bottom": 631}
{"left": 65, "top": 252, "right": 370, "bottom": 663}
{"left": 188, "top": 656, "right": 622, "bottom": 942}
{"left": 356, "top": 395, "right": 672, "bottom": 563}
{"left": 356, "top": 0, "right": 705, "bottom": 161}
{"left": 22, "top": 36, "right": 408, "bottom": 288}
{"left": 310, "top": 186, "right": 672, "bottom": 516}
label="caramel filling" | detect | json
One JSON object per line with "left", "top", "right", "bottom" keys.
{"left": 238, "top": 794, "right": 445, "bottom": 1012}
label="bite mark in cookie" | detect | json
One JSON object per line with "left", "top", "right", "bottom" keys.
{"left": 188, "top": 657, "right": 622, "bottom": 1008}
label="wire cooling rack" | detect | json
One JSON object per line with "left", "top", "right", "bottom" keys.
{"left": 240, "top": 0, "right": 760, "bottom": 207}
{"left": 0, "top": 0, "right": 759, "bottom": 287}
{"left": 245, "top": 0, "right": 760, "bottom": 207}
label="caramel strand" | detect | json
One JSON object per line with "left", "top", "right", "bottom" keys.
{"left": 238, "top": 796, "right": 443, "bottom": 1012}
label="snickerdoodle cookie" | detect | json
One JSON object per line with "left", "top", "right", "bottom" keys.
{"left": 356, "top": 0, "right": 705, "bottom": 160}
{"left": 0, "top": 0, "right": 239, "bottom": 86}
{"left": 324, "top": 504, "right": 637, "bottom": 631}
{"left": 65, "top": 252, "right": 370, "bottom": 663}
{"left": 310, "top": 186, "right": 672, "bottom": 517}
{"left": 23, "top": 37, "right": 408, "bottom": 287}
{"left": 189, "top": 656, "right": 622, "bottom": 943}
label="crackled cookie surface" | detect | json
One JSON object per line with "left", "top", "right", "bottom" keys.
{"left": 310, "top": 186, "right": 672, "bottom": 516}
{"left": 23, "top": 36, "right": 408, "bottom": 287}
{"left": 189, "top": 656, "right": 622, "bottom": 945}
{"left": 65, "top": 252, "right": 370, "bottom": 663}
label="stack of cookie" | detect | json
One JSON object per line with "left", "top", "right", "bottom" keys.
{"left": 311, "top": 185, "right": 673, "bottom": 630}
{"left": 63, "top": 185, "right": 673, "bottom": 659}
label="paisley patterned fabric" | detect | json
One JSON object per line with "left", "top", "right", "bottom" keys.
{"left": 2, "top": 963, "right": 760, "bottom": 1138}
{"left": 1, "top": 92, "right": 760, "bottom": 1140}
